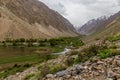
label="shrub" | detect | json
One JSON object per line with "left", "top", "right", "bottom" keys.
{"left": 27, "top": 43, "right": 33, "bottom": 47}
{"left": 44, "top": 55, "right": 58, "bottom": 61}
{"left": 68, "top": 50, "right": 79, "bottom": 56}
{"left": 24, "top": 73, "right": 35, "bottom": 80}
{"left": 98, "top": 49, "right": 112, "bottom": 59}
{"left": 13, "top": 64, "right": 21, "bottom": 68}
{"left": 23, "top": 64, "right": 31, "bottom": 68}
{"left": 109, "top": 44, "right": 117, "bottom": 49}
{"left": 12, "top": 42, "right": 17, "bottom": 46}
{"left": 66, "top": 57, "right": 75, "bottom": 66}
{"left": 39, "top": 65, "right": 50, "bottom": 77}
{"left": 111, "top": 49, "right": 120, "bottom": 56}
{"left": 49, "top": 64, "right": 67, "bottom": 74}
{"left": 106, "top": 35, "right": 120, "bottom": 42}
{"left": 79, "top": 45, "right": 104, "bottom": 58}
{"left": 39, "top": 63, "right": 67, "bottom": 78}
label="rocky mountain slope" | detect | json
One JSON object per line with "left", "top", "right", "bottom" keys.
{"left": 44, "top": 55, "right": 120, "bottom": 80}
{"left": 0, "top": 0, "right": 77, "bottom": 40}
{"left": 78, "top": 11, "right": 120, "bottom": 35}
{"left": 79, "top": 11, "right": 120, "bottom": 43}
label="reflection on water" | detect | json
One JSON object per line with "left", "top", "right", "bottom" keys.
{"left": 0, "top": 47, "right": 40, "bottom": 58}
{"left": 0, "top": 47, "right": 52, "bottom": 71}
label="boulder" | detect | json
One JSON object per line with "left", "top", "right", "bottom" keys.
{"left": 71, "top": 70, "right": 77, "bottom": 76}
{"left": 75, "top": 65, "right": 84, "bottom": 70}
{"left": 105, "top": 78, "right": 113, "bottom": 80}
{"left": 56, "top": 70, "right": 66, "bottom": 77}
{"left": 46, "top": 74, "right": 54, "bottom": 78}
{"left": 116, "top": 60, "right": 120, "bottom": 66}
{"left": 65, "top": 74, "right": 71, "bottom": 79}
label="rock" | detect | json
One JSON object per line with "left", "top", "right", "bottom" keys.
{"left": 71, "top": 70, "right": 77, "bottom": 76}
{"left": 73, "top": 75, "right": 80, "bottom": 79}
{"left": 71, "top": 55, "right": 78, "bottom": 59}
{"left": 112, "top": 67, "right": 120, "bottom": 73}
{"left": 75, "top": 65, "right": 84, "bottom": 74}
{"left": 111, "top": 59, "right": 117, "bottom": 67}
{"left": 83, "top": 61, "right": 92, "bottom": 67}
{"left": 117, "top": 78, "right": 120, "bottom": 80}
{"left": 97, "top": 61, "right": 104, "bottom": 64}
{"left": 93, "top": 71, "right": 100, "bottom": 76}
{"left": 46, "top": 74, "right": 54, "bottom": 78}
{"left": 56, "top": 70, "right": 66, "bottom": 77}
{"left": 116, "top": 60, "right": 120, "bottom": 66}
{"left": 84, "top": 66, "right": 88, "bottom": 69}
{"left": 65, "top": 74, "right": 71, "bottom": 79}
{"left": 115, "top": 55, "right": 120, "bottom": 60}
{"left": 105, "top": 78, "right": 113, "bottom": 80}
{"left": 107, "top": 68, "right": 120, "bottom": 80}
{"left": 106, "top": 58, "right": 113, "bottom": 63}
{"left": 92, "top": 56, "right": 100, "bottom": 62}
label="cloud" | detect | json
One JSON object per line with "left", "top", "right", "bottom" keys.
{"left": 40, "top": 0, "right": 120, "bottom": 27}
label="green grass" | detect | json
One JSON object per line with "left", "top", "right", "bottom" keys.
{"left": 0, "top": 54, "right": 39, "bottom": 64}
{"left": 0, "top": 54, "right": 58, "bottom": 79}
{"left": 51, "top": 47, "right": 64, "bottom": 53}
{"left": 0, "top": 64, "right": 31, "bottom": 78}
{"left": 106, "top": 35, "right": 120, "bottom": 42}
{"left": 66, "top": 43, "right": 120, "bottom": 66}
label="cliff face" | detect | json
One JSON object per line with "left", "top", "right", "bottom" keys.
{"left": 0, "top": 0, "right": 77, "bottom": 40}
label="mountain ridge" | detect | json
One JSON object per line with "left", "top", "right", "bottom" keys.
{"left": 0, "top": 0, "right": 78, "bottom": 40}
{"left": 78, "top": 11, "right": 120, "bottom": 36}
{"left": 79, "top": 11, "right": 120, "bottom": 42}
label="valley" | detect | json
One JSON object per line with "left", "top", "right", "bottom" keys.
{"left": 0, "top": 0, "right": 120, "bottom": 80}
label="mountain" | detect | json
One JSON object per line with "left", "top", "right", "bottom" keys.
{"left": 80, "top": 11, "right": 120, "bottom": 42}
{"left": 78, "top": 11, "right": 120, "bottom": 35}
{"left": 78, "top": 16, "right": 108, "bottom": 35}
{"left": 0, "top": 0, "right": 78, "bottom": 40}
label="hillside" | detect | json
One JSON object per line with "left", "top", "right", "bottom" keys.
{"left": 80, "top": 11, "right": 120, "bottom": 42}
{"left": 78, "top": 16, "right": 108, "bottom": 35}
{"left": 0, "top": 0, "right": 77, "bottom": 40}
{"left": 78, "top": 11, "right": 120, "bottom": 36}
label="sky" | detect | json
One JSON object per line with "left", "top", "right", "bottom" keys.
{"left": 40, "top": 0, "right": 120, "bottom": 27}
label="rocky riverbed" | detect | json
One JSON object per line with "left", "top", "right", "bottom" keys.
{"left": 44, "top": 55, "right": 120, "bottom": 80}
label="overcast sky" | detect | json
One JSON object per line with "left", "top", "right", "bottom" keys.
{"left": 40, "top": 0, "right": 120, "bottom": 27}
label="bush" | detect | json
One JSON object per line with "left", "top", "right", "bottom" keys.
{"left": 24, "top": 73, "right": 35, "bottom": 80}
{"left": 65, "top": 45, "right": 103, "bottom": 66}
{"left": 68, "top": 50, "right": 79, "bottom": 56}
{"left": 13, "top": 64, "right": 21, "bottom": 68}
{"left": 50, "top": 64, "right": 67, "bottom": 74}
{"left": 23, "top": 64, "right": 31, "bottom": 68}
{"left": 109, "top": 44, "right": 117, "bottom": 49}
{"left": 79, "top": 45, "right": 105, "bottom": 58}
{"left": 107, "top": 35, "right": 120, "bottom": 42}
{"left": 39, "top": 63, "right": 67, "bottom": 78}
{"left": 111, "top": 49, "right": 120, "bottom": 56}
{"left": 98, "top": 49, "right": 112, "bottom": 59}
{"left": 66, "top": 57, "right": 75, "bottom": 66}
{"left": 39, "top": 65, "right": 50, "bottom": 77}
{"left": 12, "top": 42, "right": 17, "bottom": 46}
{"left": 44, "top": 55, "right": 58, "bottom": 61}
